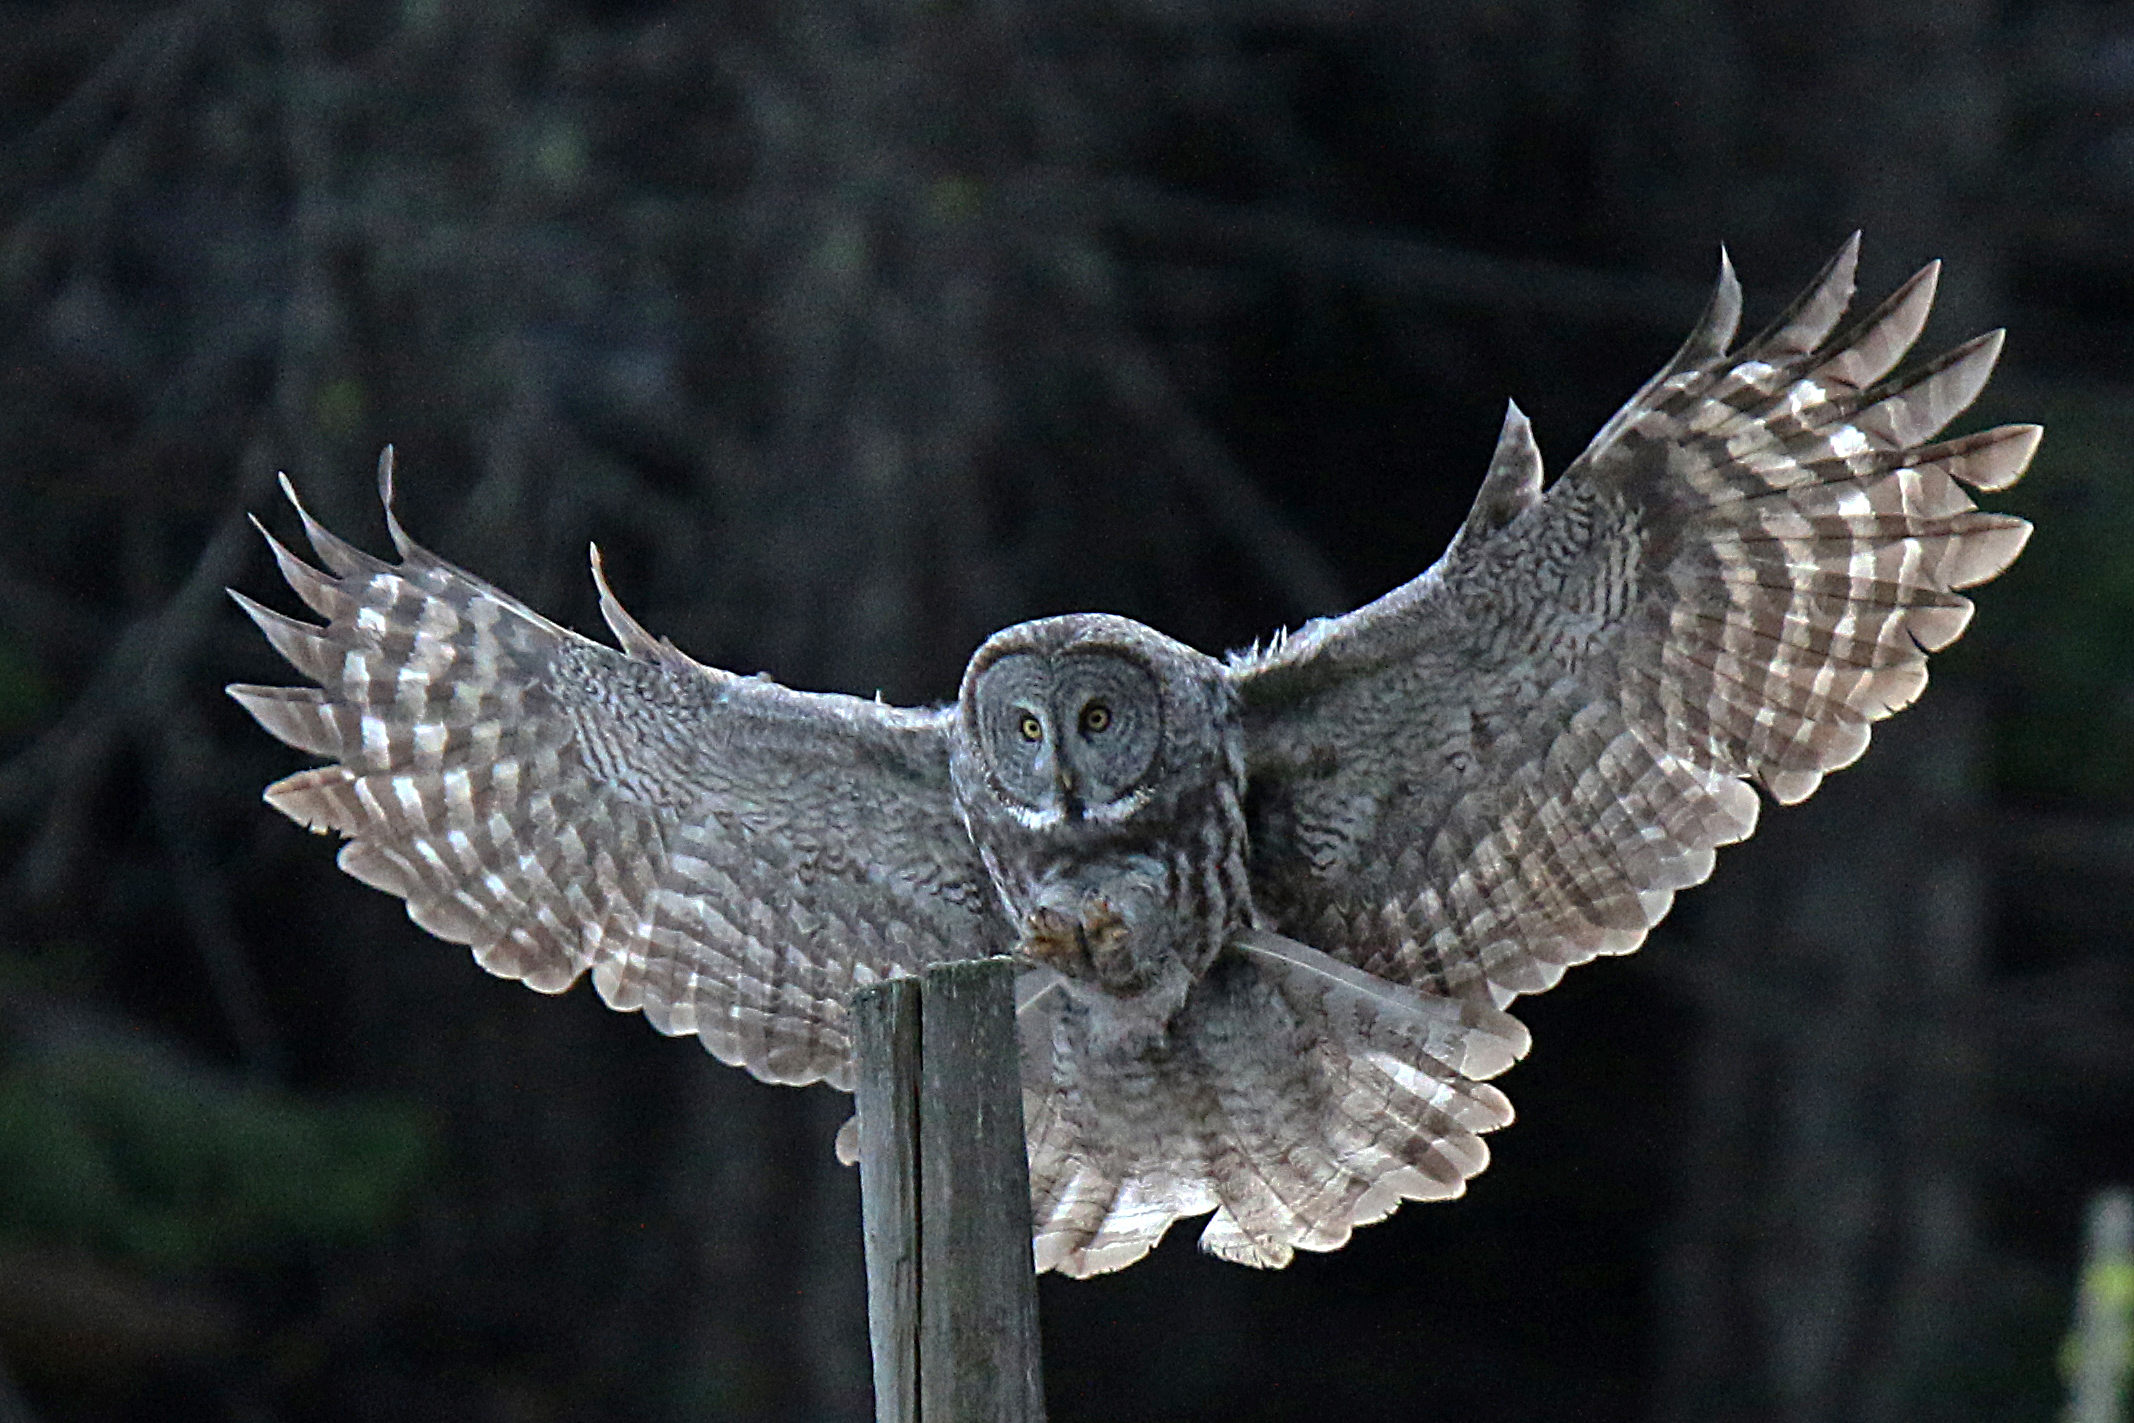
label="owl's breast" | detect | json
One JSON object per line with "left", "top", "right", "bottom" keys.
{"left": 951, "top": 704, "right": 1254, "bottom": 1029}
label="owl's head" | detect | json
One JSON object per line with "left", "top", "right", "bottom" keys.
{"left": 952, "top": 613, "right": 1236, "bottom": 830}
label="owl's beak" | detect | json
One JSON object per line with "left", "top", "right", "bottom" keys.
{"left": 1053, "top": 759, "right": 1083, "bottom": 819}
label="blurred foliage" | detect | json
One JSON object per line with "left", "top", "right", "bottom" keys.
{"left": 0, "top": 1038, "right": 431, "bottom": 1275}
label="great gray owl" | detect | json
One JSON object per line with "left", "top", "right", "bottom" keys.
{"left": 230, "top": 236, "right": 2036, "bottom": 1277}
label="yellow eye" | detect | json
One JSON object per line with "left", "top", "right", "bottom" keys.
{"left": 1017, "top": 712, "right": 1043, "bottom": 743}
{"left": 1080, "top": 702, "right": 1111, "bottom": 735}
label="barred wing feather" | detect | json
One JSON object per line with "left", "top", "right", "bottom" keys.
{"left": 1234, "top": 236, "right": 2036, "bottom": 1008}
{"left": 228, "top": 463, "right": 1002, "bottom": 1088}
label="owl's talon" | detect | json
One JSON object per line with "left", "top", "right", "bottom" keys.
{"left": 1083, "top": 898, "right": 1133, "bottom": 976}
{"left": 1022, "top": 895, "right": 1157, "bottom": 993}
{"left": 1084, "top": 897, "right": 1128, "bottom": 947}
{"left": 1025, "top": 905, "right": 1086, "bottom": 970}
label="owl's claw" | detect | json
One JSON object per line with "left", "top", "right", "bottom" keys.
{"left": 1023, "top": 898, "right": 1147, "bottom": 992}
{"left": 1024, "top": 905, "right": 1087, "bottom": 970}
{"left": 1082, "top": 899, "right": 1132, "bottom": 971}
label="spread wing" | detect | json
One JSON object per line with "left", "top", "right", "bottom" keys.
{"left": 228, "top": 458, "right": 1004, "bottom": 1088}
{"left": 1232, "top": 236, "right": 2036, "bottom": 1007}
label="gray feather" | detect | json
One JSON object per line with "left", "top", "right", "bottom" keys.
{"left": 1232, "top": 236, "right": 2035, "bottom": 1014}
{"left": 1447, "top": 400, "right": 1544, "bottom": 553}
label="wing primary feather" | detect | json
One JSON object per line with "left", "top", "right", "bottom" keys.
{"left": 1743, "top": 230, "right": 1860, "bottom": 359}
{"left": 371, "top": 443, "right": 472, "bottom": 582}
{"left": 1850, "top": 329, "right": 2005, "bottom": 450}
{"left": 376, "top": 445, "right": 409, "bottom": 559}
{"left": 1671, "top": 245, "right": 1743, "bottom": 370}
{"left": 1811, "top": 260, "right": 1939, "bottom": 390}
{"left": 1577, "top": 248, "right": 1743, "bottom": 463}
{"left": 376, "top": 444, "right": 438, "bottom": 570}
{"left": 250, "top": 514, "right": 352, "bottom": 620}
{"left": 278, "top": 471, "right": 387, "bottom": 579}
{"left": 227, "top": 589, "right": 339, "bottom": 684}
{"left": 1914, "top": 423, "right": 2041, "bottom": 493}
{"left": 227, "top": 684, "right": 344, "bottom": 758}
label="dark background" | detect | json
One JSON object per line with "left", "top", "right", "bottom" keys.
{"left": 2, "top": 1, "right": 2131, "bottom": 1420}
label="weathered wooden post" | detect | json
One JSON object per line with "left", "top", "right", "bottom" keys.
{"left": 852, "top": 976, "right": 924, "bottom": 1423}
{"left": 851, "top": 958, "right": 1047, "bottom": 1423}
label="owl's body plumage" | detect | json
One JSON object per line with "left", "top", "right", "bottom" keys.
{"left": 950, "top": 614, "right": 1251, "bottom": 1044}
{"left": 232, "top": 238, "right": 2038, "bottom": 1276}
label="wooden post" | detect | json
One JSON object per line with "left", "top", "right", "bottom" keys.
{"left": 851, "top": 958, "right": 1046, "bottom": 1423}
{"left": 852, "top": 977, "right": 922, "bottom": 1423}
{"left": 917, "top": 959, "right": 1046, "bottom": 1422}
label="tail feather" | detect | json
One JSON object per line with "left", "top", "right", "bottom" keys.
{"left": 1022, "top": 944, "right": 1521, "bottom": 1277}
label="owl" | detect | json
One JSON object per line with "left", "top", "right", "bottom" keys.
{"left": 230, "top": 236, "right": 2036, "bottom": 1277}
